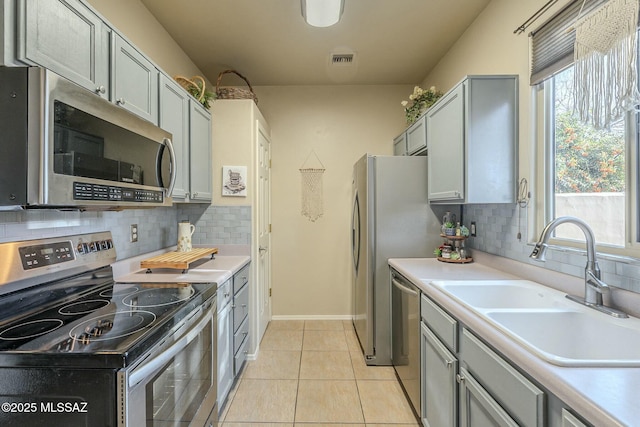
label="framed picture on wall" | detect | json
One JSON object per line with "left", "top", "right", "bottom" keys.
{"left": 222, "top": 165, "right": 247, "bottom": 197}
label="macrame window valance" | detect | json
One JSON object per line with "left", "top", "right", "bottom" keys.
{"left": 573, "top": 0, "right": 640, "bottom": 128}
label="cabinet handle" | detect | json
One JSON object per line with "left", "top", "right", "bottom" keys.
{"left": 241, "top": 304, "right": 247, "bottom": 309}
{"left": 446, "top": 360, "right": 453, "bottom": 369}
{"left": 244, "top": 351, "right": 248, "bottom": 355}
{"left": 116, "top": 98, "right": 125, "bottom": 105}
{"left": 95, "top": 85, "right": 106, "bottom": 94}
{"left": 456, "top": 373, "right": 465, "bottom": 383}
{"left": 224, "top": 292, "right": 230, "bottom": 298}
{"left": 231, "top": 304, "right": 236, "bottom": 309}
{"left": 242, "top": 331, "right": 248, "bottom": 337}
{"left": 192, "top": 192, "right": 198, "bottom": 198}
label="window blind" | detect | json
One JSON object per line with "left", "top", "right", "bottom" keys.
{"left": 530, "top": 0, "right": 607, "bottom": 85}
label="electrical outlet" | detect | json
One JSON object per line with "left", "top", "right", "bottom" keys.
{"left": 470, "top": 221, "right": 477, "bottom": 237}
{"left": 130, "top": 224, "right": 138, "bottom": 242}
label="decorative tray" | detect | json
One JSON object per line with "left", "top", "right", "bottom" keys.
{"left": 437, "top": 256, "right": 473, "bottom": 264}
{"left": 140, "top": 248, "right": 218, "bottom": 272}
{"left": 440, "top": 234, "right": 467, "bottom": 240}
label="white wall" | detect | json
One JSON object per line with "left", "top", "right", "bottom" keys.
{"left": 254, "top": 85, "right": 412, "bottom": 316}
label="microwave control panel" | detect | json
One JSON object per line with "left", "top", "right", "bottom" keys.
{"left": 73, "top": 182, "right": 163, "bottom": 203}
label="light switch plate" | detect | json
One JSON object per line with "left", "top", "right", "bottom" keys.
{"left": 130, "top": 224, "right": 138, "bottom": 242}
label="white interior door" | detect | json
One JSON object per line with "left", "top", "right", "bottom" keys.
{"left": 256, "top": 120, "right": 272, "bottom": 342}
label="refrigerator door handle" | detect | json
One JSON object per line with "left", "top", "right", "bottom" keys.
{"left": 352, "top": 192, "right": 361, "bottom": 274}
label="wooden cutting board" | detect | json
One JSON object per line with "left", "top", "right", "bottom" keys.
{"left": 140, "top": 248, "right": 218, "bottom": 271}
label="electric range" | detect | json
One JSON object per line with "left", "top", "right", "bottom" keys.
{"left": 0, "top": 232, "right": 218, "bottom": 427}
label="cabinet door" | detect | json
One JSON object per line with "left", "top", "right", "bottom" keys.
{"left": 112, "top": 34, "right": 158, "bottom": 124}
{"left": 189, "top": 100, "right": 213, "bottom": 202}
{"left": 561, "top": 409, "right": 588, "bottom": 427}
{"left": 459, "top": 366, "right": 519, "bottom": 427}
{"left": 217, "top": 302, "right": 234, "bottom": 409}
{"left": 421, "top": 322, "right": 457, "bottom": 427}
{"left": 406, "top": 115, "right": 427, "bottom": 155}
{"left": 159, "top": 74, "right": 190, "bottom": 201}
{"left": 427, "top": 83, "right": 464, "bottom": 202}
{"left": 18, "top": 0, "right": 109, "bottom": 97}
{"left": 393, "top": 132, "right": 407, "bottom": 156}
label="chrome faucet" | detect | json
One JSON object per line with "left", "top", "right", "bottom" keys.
{"left": 530, "top": 216, "right": 628, "bottom": 318}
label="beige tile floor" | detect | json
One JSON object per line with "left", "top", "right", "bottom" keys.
{"left": 219, "top": 320, "right": 420, "bottom": 427}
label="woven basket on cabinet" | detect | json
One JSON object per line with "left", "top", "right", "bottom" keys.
{"left": 215, "top": 69, "right": 258, "bottom": 104}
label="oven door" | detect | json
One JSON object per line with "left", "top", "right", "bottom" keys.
{"left": 119, "top": 302, "right": 217, "bottom": 427}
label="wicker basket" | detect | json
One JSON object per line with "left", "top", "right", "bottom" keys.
{"left": 216, "top": 69, "right": 258, "bottom": 104}
{"left": 174, "top": 75, "right": 207, "bottom": 102}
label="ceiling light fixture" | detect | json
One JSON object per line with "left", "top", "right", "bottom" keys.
{"left": 301, "top": 0, "right": 344, "bottom": 27}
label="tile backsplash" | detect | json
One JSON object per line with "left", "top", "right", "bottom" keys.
{"left": 0, "top": 204, "right": 251, "bottom": 261}
{"left": 464, "top": 204, "right": 640, "bottom": 294}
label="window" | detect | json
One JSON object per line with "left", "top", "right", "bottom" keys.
{"left": 537, "top": 65, "right": 638, "bottom": 255}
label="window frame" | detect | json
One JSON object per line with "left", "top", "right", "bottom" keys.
{"left": 533, "top": 66, "right": 640, "bottom": 259}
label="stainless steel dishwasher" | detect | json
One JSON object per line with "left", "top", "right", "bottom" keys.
{"left": 391, "top": 269, "right": 421, "bottom": 418}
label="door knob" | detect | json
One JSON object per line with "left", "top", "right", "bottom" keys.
{"left": 116, "top": 98, "right": 126, "bottom": 105}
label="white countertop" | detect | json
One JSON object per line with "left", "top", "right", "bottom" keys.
{"left": 389, "top": 255, "right": 640, "bottom": 427}
{"left": 113, "top": 245, "right": 250, "bottom": 286}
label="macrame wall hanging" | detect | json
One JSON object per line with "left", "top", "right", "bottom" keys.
{"left": 573, "top": 0, "right": 640, "bottom": 129}
{"left": 299, "top": 150, "right": 325, "bottom": 222}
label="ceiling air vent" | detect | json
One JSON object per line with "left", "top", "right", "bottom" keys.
{"left": 331, "top": 53, "right": 355, "bottom": 65}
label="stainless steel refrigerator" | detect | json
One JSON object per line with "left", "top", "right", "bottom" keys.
{"left": 351, "top": 154, "right": 443, "bottom": 366}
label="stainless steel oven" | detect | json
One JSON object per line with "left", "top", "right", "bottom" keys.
{"left": 0, "top": 232, "right": 217, "bottom": 427}
{"left": 121, "top": 297, "right": 217, "bottom": 426}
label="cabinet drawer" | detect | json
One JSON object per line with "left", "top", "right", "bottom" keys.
{"left": 461, "top": 328, "right": 544, "bottom": 426}
{"left": 234, "top": 332, "right": 249, "bottom": 376}
{"left": 217, "top": 279, "right": 232, "bottom": 312}
{"left": 234, "top": 315, "right": 249, "bottom": 355}
{"left": 233, "top": 283, "right": 249, "bottom": 333}
{"left": 421, "top": 294, "right": 457, "bottom": 352}
{"left": 233, "top": 264, "right": 250, "bottom": 294}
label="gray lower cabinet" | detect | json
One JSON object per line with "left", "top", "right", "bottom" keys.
{"left": 232, "top": 263, "right": 250, "bottom": 376}
{"left": 421, "top": 322, "right": 457, "bottom": 427}
{"left": 188, "top": 101, "right": 213, "bottom": 202}
{"left": 112, "top": 33, "right": 159, "bottom": 124}
{"left": 16, "top": 0, "right": 110, "bottom": 97}
{"left": 159, "top": 74, "right": 213, "bottom": 203}
{"left": 217, "top": 279, "right": 233, "bottom": 410}
{"left": 421, "top": 293, "right": 546, "bottom": 427}
{"left": 427, "top": 75, "right": 518, "bottom": 204}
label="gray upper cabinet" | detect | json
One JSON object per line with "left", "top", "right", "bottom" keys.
{"left": 112, "top": 34, "right": 158, "bottom": 124}
{"left": 407, "top": 114, "right": 427, "bottom": 155}
{"left": 189, "top": 101, "right": 213, "bottom": 202}
{"left": 427, "top": 75, "right": 518, "bottom": 204}
{"left": 393, "top": 132, "right": 407, "bottom": 156}
{"left": 159, "top": 74, "right": 190, "bottom": 201}
{"left": 17, "top": 0, "right": 110, "bottom": 97}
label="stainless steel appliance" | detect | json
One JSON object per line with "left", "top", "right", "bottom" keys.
{"left": 351, "top": 154, "right": 442, "bottom": 365}
{"left": 0, "top": 232, "right": 217, "bottom": 427}
{"left": 0, "top": 67, "right": 176, "bottom": 210}
{"left": 391, "top": 269, "right": 421, "bottom": 418}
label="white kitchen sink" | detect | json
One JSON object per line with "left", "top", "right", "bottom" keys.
{"left": 430, "top": 279, "right": 640, "bottom": 367}
{"left": 486, "top": 310, "right": 640, "bottom": 367}
{"left": 432, "top": 280, "right": 565, "bottom": 309}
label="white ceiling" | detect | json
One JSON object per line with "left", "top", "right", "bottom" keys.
{"left": 140, "top": 0, "right": 491, "bottom": 87}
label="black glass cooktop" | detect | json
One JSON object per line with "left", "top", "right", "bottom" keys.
{"left": 0, "top": 266, "right": 216, "bottom": 368}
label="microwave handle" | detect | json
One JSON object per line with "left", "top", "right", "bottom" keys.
{"left": 160, "top": 137, "right": 177, "bottom": 197}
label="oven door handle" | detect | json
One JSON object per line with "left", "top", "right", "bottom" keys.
{"left": 128, "top": 310, "right": 211, "bottom": 388}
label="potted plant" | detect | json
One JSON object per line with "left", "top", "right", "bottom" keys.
{"left": 443, "top": 222, "right": 456, "bottom": 236}
{"left": 401, "top": 85, "right": 443, "bottom": 124}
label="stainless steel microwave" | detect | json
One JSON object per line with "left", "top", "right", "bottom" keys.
{"left": 0, "top": 67, "right": 176, "bottom": 210}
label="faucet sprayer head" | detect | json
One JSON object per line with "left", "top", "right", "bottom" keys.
{"left": 529, "top": 242, "right": 548, "bottom": 261}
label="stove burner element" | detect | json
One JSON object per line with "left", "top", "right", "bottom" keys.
{"left": 58, "top": 299, "right": 110, "bottom": 315}
{"left": 122, "top": 286, "right": 194, "bottom": 308}
{"left": 69, "top": 310, "right": 156, "bottom": 344}
{"left": 0, "top": 319, "right": 64, "bottom": 340}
